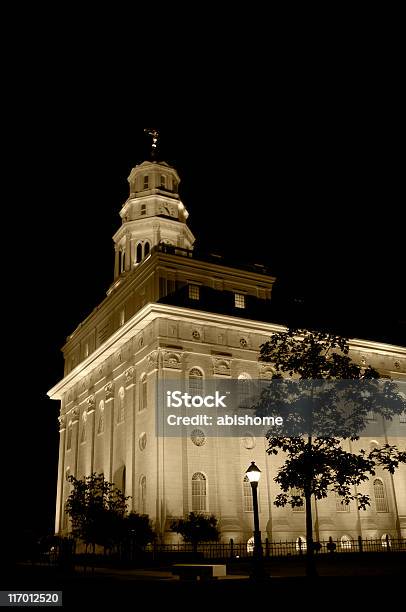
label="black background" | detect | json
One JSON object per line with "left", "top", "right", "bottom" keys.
{"left": 9, "top": 110, "right": 405, "bottom": 537}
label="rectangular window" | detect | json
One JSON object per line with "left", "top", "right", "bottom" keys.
{"left": 189, "top": 284, "right": 200, "bottom": 300}
{"left": 400, "top": 412, "right": 406, "bottom": 423}
{"left": 366, "top": 410, "right": 376, "bottom": 421}
{"left": 234, "top": 293, "right": 246, "bottom": 309}
{"left": 160, "top": 175, "right": 166, "bottom": 188}
{"left": 84, "top": 343, "right": 89, "bottom": 358}
{"left": 143, "top": 176, "right": 149, "bottom": 189}
{"left": 140, "top": 204, "right": 146, "bottom": 215}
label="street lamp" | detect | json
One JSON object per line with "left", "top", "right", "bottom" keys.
{"left": 245, "top": 461, "right": 265, "bottom": 579}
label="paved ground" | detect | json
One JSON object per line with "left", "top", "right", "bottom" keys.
{"left": 3, "top": 555, "right": 405, "bottom": 608}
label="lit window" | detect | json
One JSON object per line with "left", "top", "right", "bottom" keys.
{"left": 97, "top": 401, "right": 105, "bottom": 434}
{"left": 336, "top": 493, "right": 350, "bottom": 512}
{"left": 143, "top": 176, "right": 149, "bottom": 190}
{"left": 139, "top": 475, "right": 146, "bottom": 514}
{"left": 373, "top": 478, "right": 388, "bottom": 512}
{"left": 118, "top": 387, "right": 125, "bottom": 423}
{"left": 291, "top": 488, "right": 305, "bottom": 512}
{"left": 139, "top": 373, "right": 147, "bottom": 411}
{"left": 381, "top": 533, "right": 392, "bottom": 548}
{"left": 243, "top": 476, "right": 253, "bottom": 512}
{"left": 192, "top": 472, "right": 207, "bottom": 512}
{"left": 189, "top": 284, "right": 200, "bottom": 300}
{"left": 189, "top": 368, "right": 203, "bottom": 395}
{"left": 234, "top": 293, "right": 245, "bottom": 309}
{"left": 247, "top": 537, "right": 254, "bottom": 553}
{"left": 296, "top": 537, "right": 307, "bottom": 551}
{"left": 340, "top": 535, "right": 352, "bottom": 549}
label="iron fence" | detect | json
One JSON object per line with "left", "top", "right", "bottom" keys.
{"left": 146, "top": 536, "right": 406, "bottom": 560}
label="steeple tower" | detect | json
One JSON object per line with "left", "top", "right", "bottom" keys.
{"left": 112, "top": 134, "right": 195, "bottom": 280}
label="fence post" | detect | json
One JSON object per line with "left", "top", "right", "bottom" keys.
{"left": 229, "top": 538, "right": 234, "bottom": 558}
{"left": 265, "top": 538, "right": 270, "bottom": 558}
{"left": 358, "top": 535, "right": 363, "bottom": 553}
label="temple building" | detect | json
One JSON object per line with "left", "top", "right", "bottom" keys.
{"left": 48, "top": 135, "right": 406, "bottom": 547}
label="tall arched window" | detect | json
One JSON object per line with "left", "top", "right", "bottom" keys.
{"left": 139, "top": 475, "right": 146, "bottom": 514}
{"left": 67, "top": 421, "right": 73, "bottom": 450}
{"left": 97, "top": 401, "right": 105, "bottom": 434}
{"left": 243, "top": 475, "right": 253, "bottom": 512}
{"left": 80, "top": 411, "right": 87, "bottom": 443}
{"left": 192, "top": 472, "right": 207, "bottom": 512}
{"left": 139, "top": 373, "right": 147, "bottom": 411}
{"left": 374, "top": 478, "right": 388, "bottom": 512}
{"left": 238, "top": 373, "right": 252, "bottom": 408}
{"left": 117, "top": 387, "right": 125, "bottom": 423}
{"left": 136, "top": 243, "right": 142, "bottom": 264}
{"left": 189, "top": 368, "right": 203, "bottom": 395}
{"left": 144, "top": 241, "right": 150, "bottom": 258}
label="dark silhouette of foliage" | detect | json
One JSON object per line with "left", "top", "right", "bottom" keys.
{"left": 170, "top": 513, "right": 220, "bottom": 551}
{"left": 65, "top": 473, "right": 129, "bottom": 550}
{"left": 256, "top": 328, "right": 406, "bottom": 576}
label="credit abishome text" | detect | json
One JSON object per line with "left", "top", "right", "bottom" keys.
{"left": 166, "top": 414, "right": 284, "bottom": 426}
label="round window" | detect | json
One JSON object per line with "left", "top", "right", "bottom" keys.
{"left": 139, "top": 432, "right": 147, "bottom": 451}
{"left": 191, "top": 429, "right": 206, "bottom": 446}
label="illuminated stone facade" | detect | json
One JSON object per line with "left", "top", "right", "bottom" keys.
{"left": 48, "top": 157, "right": 406, "bottom": 545}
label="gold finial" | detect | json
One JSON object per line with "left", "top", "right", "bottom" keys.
{"left": 144, "top": 128, "right": 159, "bottom": 159}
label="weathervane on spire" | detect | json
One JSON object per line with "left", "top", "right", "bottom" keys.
{"left": 144, "top": 128, "right": 159, "bottom": 159}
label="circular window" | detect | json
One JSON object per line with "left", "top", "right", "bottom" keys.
{"left": 192, "top": 330, "right": 201, "bottom": 340}
{"left": 242, "top": 434, "right": 255, "bottom": 449}
{"left": 240, "top": 338, "right": 248, "bottom": 348}
{"left": 191, "top": 429, "right": 206, "bottom": 446}
{"left": 139, "top": 432, "right": 147, "bottom": 451}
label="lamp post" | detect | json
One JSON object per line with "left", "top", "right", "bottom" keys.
{"left": 245, "top": 461, "right": 265, "bottom": 580}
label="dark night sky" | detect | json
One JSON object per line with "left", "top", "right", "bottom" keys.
{"left": 10, "top": 116, "right": 405, "bottom": 537}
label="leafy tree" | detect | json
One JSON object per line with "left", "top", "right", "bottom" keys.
{"left": 256, "top": 328, "right": 406, "bottom": 576}
{"left": 170, "top": 513, "right": 220, "bottom": 552}
{"left": 120, "top": 512, "right": 155, "bottom": 554}
{"left": 65, "top": 473, "right": 129, "bottom": 552}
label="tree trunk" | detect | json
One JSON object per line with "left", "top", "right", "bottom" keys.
{"left": 305, "top": 491, "right": 317, "bottom": 576}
